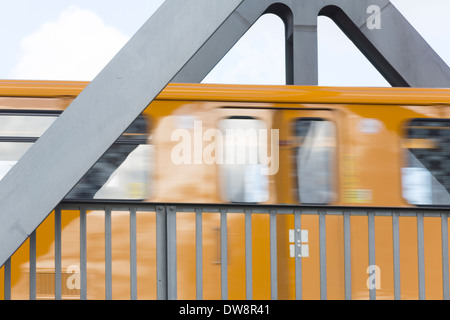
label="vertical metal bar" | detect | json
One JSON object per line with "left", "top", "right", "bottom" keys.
{"left": 80, "top": 208, "right": 87, "bottom": 300}
{"left": 294, "top": 209, "right": 302, "bottom": 300}
{"left": 393, "top": 211, "right": 401, "bottom": 300}
{"left": 167, "top": 206, "right": 177, "bottom": 300}
{"left": 195, "top": 208, "right": 203, "bottom": 300}
{"left": 156, "top": 206, "right": 167, "bottom": 300}
{"left": 269, "top": 210, "right": 277, "bottom": 300}
{"left": 130, "top": 208, "right": 137, "bottom": 300}
{"left": 368, "top": 211, "right": 376, "bottom": 300}
{"left": 55, "top": 208, "right": 62, "bottom": 300}
{"left": 344, "top": 211, "right": 352, "bottom": 300}
{"left": 105, "top": 208, "right": 112, "bottom": 300}
{"left": 319, "top": 211, "right": 327, "bottom": 300}
{"left": 245, "top": 209, "right": 252, "bottom": 300}
{"left": 417, "top": 212, "right": 425, "bottom": 300}
{"left": 442, "top": 212, "right": 449, "bottom": 300}
{"left": 29, "top": 230, "right": 36, "bottom": 300}
{"left": 4, "top": 258, "right": 11, "bottom": 300}
{"left": 220, "top": 208, "right": 228, "bottom": 300}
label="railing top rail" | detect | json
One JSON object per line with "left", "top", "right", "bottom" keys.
{"left": 57, "top": 200, "right": 450, "bottom": 216}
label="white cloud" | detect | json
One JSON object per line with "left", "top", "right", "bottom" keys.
{"left": 12, "top": 5, "right": 129, "bottom": 81}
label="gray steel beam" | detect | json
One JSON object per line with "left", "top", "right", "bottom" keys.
{"left": 172, "top": 0, "right": 318, "bottom": 85}
{"left": 174, "top": 0, "right": 450, "bottom": 87}
{"left": 0, "top": 0, "right": 245, "bottom": 267}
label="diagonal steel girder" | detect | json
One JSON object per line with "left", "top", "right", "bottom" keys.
{"left": 0, "top": 0, "right": 246, "bottom": 267}
{"left": 0, "top": 0, "right": 449, "bottom": 268}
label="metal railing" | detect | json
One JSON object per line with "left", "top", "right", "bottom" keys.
{"left": 1, "top": 202, "right": 450, "bottom": 300}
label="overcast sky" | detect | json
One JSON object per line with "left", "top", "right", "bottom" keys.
{"left": 0, "top": 0, "right": 448, "bottom": 87}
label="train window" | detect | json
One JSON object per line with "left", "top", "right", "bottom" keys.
{"left": 0, "top": 113, "right": 152, "bottom": 200}
{"left": 219, "top": 117, "right": 269, "bottom": 203}
{"left": 0, "top": 114, "right": 57, "bottom": 180}
{"left": 402, "top": 119, "right": 450, "bottom": 205}
{"left": 0, "top": 115, "right": 57, "bottom": 137}
{"left": 294, "top": 118, "right": 336, "bottom": 204}
{"left": 66, "top": 115, "right": 152, "bottom": 200}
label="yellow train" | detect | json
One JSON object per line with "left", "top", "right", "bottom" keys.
{"left": 0, "top": 80, "right": 450, "bottom": 300}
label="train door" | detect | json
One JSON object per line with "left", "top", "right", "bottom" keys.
{"left": 197, "top": 106, "right": 277, "bottom": 300}
{"left": 275, "top": 108, "right": 341, "bottom": 299}
{"left": 276, "top": 109, "right": 338, "bottom": 205}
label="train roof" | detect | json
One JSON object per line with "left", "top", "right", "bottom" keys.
{"left": 0, "top": 79, "right": 449, "bottom": 106}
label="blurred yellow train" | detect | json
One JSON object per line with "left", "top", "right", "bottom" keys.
{"left": 1, "top": 80, "right": 450, "bottom": 300}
